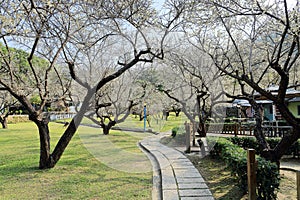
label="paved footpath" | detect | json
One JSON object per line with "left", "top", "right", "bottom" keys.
{"left": 140, "top": 134, "right": 214, "bottom": 200}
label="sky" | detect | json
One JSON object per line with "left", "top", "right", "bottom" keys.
{"left": 153, "top": 0, "right": 165, "bottom": 11}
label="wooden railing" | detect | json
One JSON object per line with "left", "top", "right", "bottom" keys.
{"left": 207, "top": 122, "right": 292, "bottom": 137}
{"left": 48, "top": 112, "right": 76, "bottom": 121}
{"left": 207, "top": 123, "right": 255, "bottom": 136}
{"left": 262, "top": 125, "right": 293, "bottom": 137}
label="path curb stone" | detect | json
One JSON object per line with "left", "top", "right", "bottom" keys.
{"left": 140, "top": 134, "right": 214, "bottom": 200}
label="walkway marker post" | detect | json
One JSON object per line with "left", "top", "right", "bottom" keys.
{"left": 184, "top": 121, "right": 191, "bottom": 153}
{"left": 297, "top": 170, "right": 300, "bottom": 200}
{"left": 247, "top": 149, "right": 256, "bottom": 200}
{"left": 144, "top": 104, "right": 146, "bottom": 132}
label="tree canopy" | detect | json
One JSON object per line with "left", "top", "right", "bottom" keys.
{"left": 0, "top": 0, "right": 183, "bottom": 169}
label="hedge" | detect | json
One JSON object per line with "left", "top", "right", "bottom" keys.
{"left": 7, "top": 115, "right": 30, "bottom": 124}
{"left": 208, "top": 137, "right": 280, "bottom": 200}
{"left": 228, "top": 136, "right": 300, "bottom": 157}
{"left": 171, "top": 126, "right": 179, "bottom": 137}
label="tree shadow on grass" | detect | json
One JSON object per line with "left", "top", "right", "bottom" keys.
{"left": 212, "top": 183, "right": 246, "bottom": 200}
{"left": 188, "top": 155, "right": 246, "bottom": 200}
{"left": 206, "top": 170, "right": 246, "bottom": 200}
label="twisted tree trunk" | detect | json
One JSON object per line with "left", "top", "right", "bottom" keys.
{"left": 0, "top": 116, "right": 8, "bottom": 129}
{"left": 35, "top": 119, "right": 51, "bottom": 169}
{"left": 102, "top": 121, "right": 116, "bottom": 135}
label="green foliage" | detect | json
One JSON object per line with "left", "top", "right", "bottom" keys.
{"left": 267, "top": 138, "right": 300, "bottom": 157}
{"left": 228, "top": 136, "right": 300, "bottom": 157}
{"left": 228, "top": 136, "right": 259, "bottom": 151}
{"left": 7, "top": 115, "right": 30, "bottom": 123}
{"left": 0, "top": 42, "right": 49, "bottom": 85}
{"left": 256, "top": 157, "right": 280, "bottom": 199}
{"left": 136, "top": 68, "right": 160, "bottom": 86}
{"left": 30, "top": 94, "right": 42, "bottom": 105}
{"left": 209, "top": 137, "right": 280, "bottom": 199}
{"left": 171, "top": 126, "right": 179, "bottom": 137}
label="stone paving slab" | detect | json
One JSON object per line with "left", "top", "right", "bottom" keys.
{"left": 139, "top": 135, "right": 215, "bottom": 200}
{"left": 179, "top": 188, "right": 213, "bottom": 197}
{"left": 176, "top": 177, "right": 206, "bottom": 184}
{"left": 163, "top": 189, "right": 179, "bottom": 200}
{"left": 177, "top": 183, "right": 208, "bottom": 189}
{"left": 163, "top": 153, "right": 187, "bottom": 160}
{"left": 161, "top": 167, "right": 177, "bottom": 190}
{"left": 173, "top": 169, "right": 200, "bottom": 178}
{"left": 151, "top": 151, "right": 171, "bottom": 169}
{"left": 172, "top": 161, "right": 195, "bottom": 169}
{"left": 181, "top": 197, "right": 215, "bottom": 200}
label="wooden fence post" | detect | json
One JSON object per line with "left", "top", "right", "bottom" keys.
{"left": 234, "top": 123, "right": 238, "bottom": 136}
{"left": 192, "top": 122, "right": 196, "bottom": 146}
{"left": 247, "top": 149, "right": 256, "bottom": 200}
{"left": 297, "top": 170, "right": 300, "bottom": 200}
{"left": 184, "top": 121, "right": 191, "bottom": 153}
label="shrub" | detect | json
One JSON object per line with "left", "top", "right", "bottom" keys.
{"left": 7, "top": 115, "right": 30, "bottom": 124}
{"left": 229, "top": 136, "right": 259, "bottom": 151}
{"left": 208, "top": 137, "right": 280, "bottom": 199}
{"left": 171, "top": 126, "right": 179, "bottom": 137}
{"left": 227, "top": 136, "right": 300, "bottom": 157}
{"left": 256, "top": 157, "right": 280, "bottom": 199}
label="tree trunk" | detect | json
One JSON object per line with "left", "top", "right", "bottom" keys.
{"left": 102, "top": 121, "right": 116, "bottom": 135}
{"left": 35, "top": 119, "right": 52, "bottom": 169}
{"left": 0, "top": 116, "right": 8, "bottom": 129}
{"left": 250, "top": 100, "right": 270, "bottom": 152}
{"left": 102, "top": 125, "right": 110, "bottom": 135}
{"left": 261, "top": 128, "right": 300, "bottom": 166}
{"left": 257, "top": 97, "right": 300, "bottom": 166}
{"left": 197, "top": 116, "right": 207, "bottom": 137}
{"left": 44, "top": 90, "right": 93, "bottom": 169}
{"left": 139, "top": 113, "right": 143, "bottom": 121}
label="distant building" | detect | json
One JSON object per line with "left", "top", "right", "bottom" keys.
{"left": 230, "top": 85, "right": 300, "bottom": 121}
{"left": 288, "top": 97, "right": 300, "bottom": 119}
{"left": 231, "top": 99, "right": 253, "bottom": 118}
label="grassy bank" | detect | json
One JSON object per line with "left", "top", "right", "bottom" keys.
{"left": 0, "top": 122, "right": 152, "bottom": 199}
{"left": 188, "top": 155, "right": 297, "bottom": 199}
{"left": 79, "top": 113, "right": 187, "bottom": 133}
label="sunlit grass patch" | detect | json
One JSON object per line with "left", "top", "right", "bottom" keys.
{"left": 0, "top": 122, "right": 152, "bottom": 199}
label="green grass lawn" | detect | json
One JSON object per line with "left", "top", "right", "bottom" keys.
{"left": 79, "top": 112, "right": 188, "bottom": 133}
{"left": 0, "top": 113, "right": 185, "bottom": 199}
{"left": 120, "top": 112, "right": 187, "bottom": 133}
{"left": 0, "top": 122, "right": 153, "bottom": 200}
